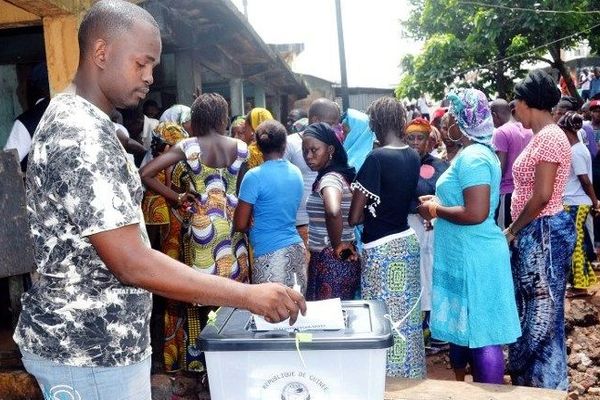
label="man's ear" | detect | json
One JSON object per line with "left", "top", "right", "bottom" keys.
{"left": 92, "top": 38, "right": 108, "bottom": 70}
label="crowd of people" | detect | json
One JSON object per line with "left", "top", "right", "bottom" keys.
{"left": 128, "top": 68, "right": 598, "bottom": 391}
{"left": 562, "top": 66, "right": 600, "bottom": 101}
{"left": 7, "top": 0, "right": 600, "bottom": 398}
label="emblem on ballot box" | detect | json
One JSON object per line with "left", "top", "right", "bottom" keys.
{"left": 281, "top": 381, "right": 310, "bottom": 400}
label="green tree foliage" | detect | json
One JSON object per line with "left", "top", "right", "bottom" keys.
{"left": 397, "top": 0, "right": 600, "bottom": 101}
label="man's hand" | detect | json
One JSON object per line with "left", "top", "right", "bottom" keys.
{"left": 246, "top": 283, "right": 307, "bottom": 325}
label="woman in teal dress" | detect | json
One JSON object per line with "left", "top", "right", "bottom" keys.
{"left": 418, "top": 89, "right": 521, "bottom": 384}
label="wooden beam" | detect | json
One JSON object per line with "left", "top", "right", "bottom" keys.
{"left": 243, "top": 62, "right": 270, "bottom": 79}
{"left": 196, "top": 45, "right": 242, "bottom": 80}
{"left": 42, "top": 14, "right": 79, "bottom": 95}
{"left": 4, "top": 0, "right": 90, "bottom": 17}
{"left": 0, "top": 0, "right": 40, "bottom": 28}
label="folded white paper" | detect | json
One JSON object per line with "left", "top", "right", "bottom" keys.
{"left": 253, "top": 298, "right": 345, "bottom": 331}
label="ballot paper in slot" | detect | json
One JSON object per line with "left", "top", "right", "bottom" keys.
{"left": 253, "top": 298, "right": 345, "bottom": 331}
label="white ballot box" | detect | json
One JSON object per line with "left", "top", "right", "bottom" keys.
{"left": 197, "top": 300, "right": 392, "bottom": 400}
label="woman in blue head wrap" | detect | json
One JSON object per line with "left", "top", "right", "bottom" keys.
{"left": 342, "top": 109, "right": 377, "bottom": 255}
{"left": 418, "top": 88, "right": 521, "bottom": 384}
{"left": 342, "top": 108, "right": 376, "bottom": 170}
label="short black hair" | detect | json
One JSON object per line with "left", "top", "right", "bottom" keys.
{"left": 556, "top": 96, "right": 579, "bottom": 112}
{"left": 255, "top": 120, "right": 287, "bottom": 154}
{"left": 490, "top": 98, "right": 511, "bottom": 118}
{"left": 367, "top": 97, "right": 407, "bottom": 139}
{"left": 288, "top": 108, "right": 307, "bottom": 121}
{"left": 191, "top": 93, "right": 229, "bottom": 136}
{"left": 308, "top": 98, "right": 340, "bottom": 125}
{"left": 78, "top": 0, "right": 159, "bottom": 57}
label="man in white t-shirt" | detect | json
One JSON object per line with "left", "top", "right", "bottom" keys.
{"left": 561, "top": 112, "right": 599, "bottom": 296}
{"left": 417, "top": 93, "right": 430, "bottom": 120}
{"left": 580, "top": 68, "right": 592, "bottom": 101}
{"left": 3, "top": 63, "right": 50, "bottom": 172}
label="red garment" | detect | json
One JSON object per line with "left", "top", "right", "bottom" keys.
{"left": 559, "top": 73, "right": 579, "bottom": 96}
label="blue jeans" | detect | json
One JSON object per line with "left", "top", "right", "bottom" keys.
{"left": 21, "top": 350, "right": 151, "bottom": 400}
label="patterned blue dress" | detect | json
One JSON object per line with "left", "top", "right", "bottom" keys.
{"left": 508, "top": 213, "right": 575, "bottom": 389}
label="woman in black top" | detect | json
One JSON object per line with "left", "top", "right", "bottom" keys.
{"left": 348, "top": 97, "right": 424, "bottom": 378}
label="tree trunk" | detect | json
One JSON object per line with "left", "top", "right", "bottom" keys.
{"left": 494, "top": 41, "right": 510, "bottom": 99}
{"left": 549, "top": 45, "right": 583, "bottom": 106}
{"left": 495, "top": 63, "right": 509, "bottom": 99}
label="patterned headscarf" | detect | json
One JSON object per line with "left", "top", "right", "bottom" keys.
{"left": 160, "top": 105, "right": 191, "bottom": 125}
{"left": 151, "top": 122, "right": 189, "bottom": 157}
{"left": 249, "top": 108, "right": 273, "bottom": 131}
{"left": 229, "top": 115, "right": 246, "bottom": 136}
{"left": 291, "top": 117, "right": 309, "bottom": 134}
{"left": 405, "top": 118, "right": 432, "bottom": 135}
{"left": 446, "top": 89, "right": 494, "bottom": 146}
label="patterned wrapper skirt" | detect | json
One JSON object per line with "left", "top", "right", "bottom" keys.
{"left": 252, "top": 242, "right": 308, "bottom": 294}
{"left": 361, "top": 231, "right": 426, "bottom": 378}
{"left": 306, "top": 247, "right": 360, "bottom": 301}
{"left": 141, "top": 193, "right": 170, "bottom": 225}
{"left": 508, "top": 211, "right": 576, "bottom": 390}
{"left": 564, "top": 205, "right": 598, "bottom": 289}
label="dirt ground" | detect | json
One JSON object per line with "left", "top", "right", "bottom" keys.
{"left": 564, "top": 283, "right": 600, "bottom": 399}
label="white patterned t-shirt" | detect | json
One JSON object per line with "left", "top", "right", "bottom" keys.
{"left": 13, "top": 93, "right": 152, "bottom": 367}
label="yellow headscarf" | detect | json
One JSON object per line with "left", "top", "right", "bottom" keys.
{"left": 247, "top": 108, "right": 274, "bottom": 168}
{"left": 249, "top": 108, "right": 273, "bottom": 132}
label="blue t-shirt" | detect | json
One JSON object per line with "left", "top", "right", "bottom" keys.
{"left": 238, "top": 159, "right": 303, "bottom": 257}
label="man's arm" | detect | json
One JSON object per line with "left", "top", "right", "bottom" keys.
{"left": 116, "top": 128, "right": 146, "bottom": 155}
{"left": 496, "top": 151, "right": 508, "bottom": 176}
{"left": 89, "top": 224, "right": 306, "bottom": 323}
{"left": 232, "top": 200, "right": 253, "bottom": 233}
{"left": 577, "top": 174, "right": 599, "bottom": 208}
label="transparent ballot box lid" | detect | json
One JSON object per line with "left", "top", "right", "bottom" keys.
{"left": 197, "top": 300, "right": 393, "bottom": 352}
